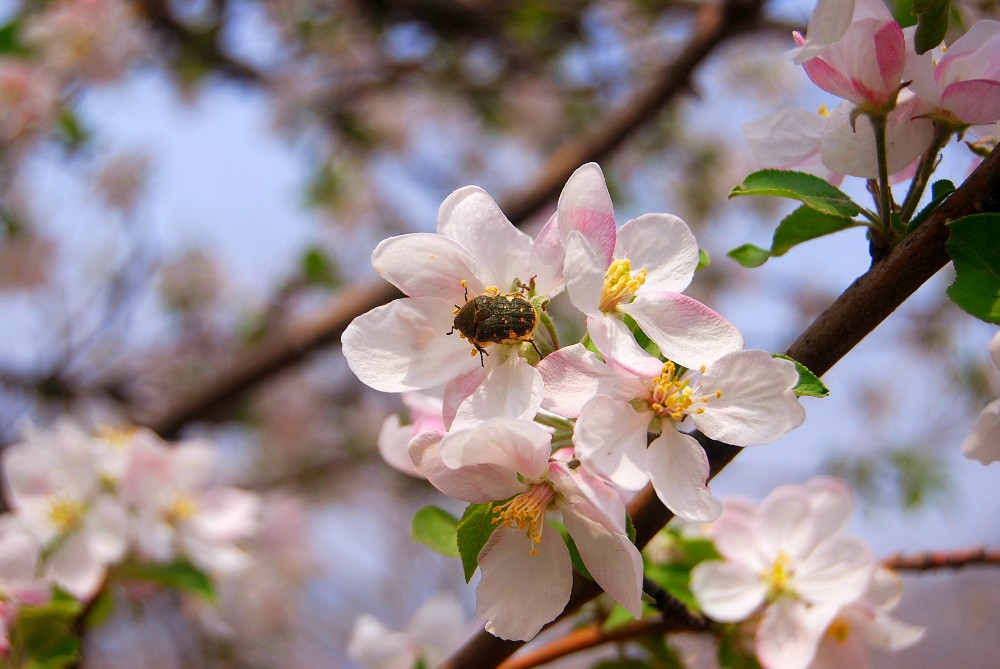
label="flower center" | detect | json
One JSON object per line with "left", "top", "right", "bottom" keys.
{"left": 165, "top": 494, "right": 199, "bottom": 524}
{"left": 646, "top": 362, "right": 719, "bottom": 420}
{"left": 48, "top": 497, "right": 85, "bottom": 532}
{"left": 492, "top": 483, "right": 556, "bottom": 556}
{"left": 764, "top": 551, "right": 794, "bottom": 597}
{"left": 599, "top": 258, "right": 647, "bottom": 312}
{"left": 826, "top": 617, "right": 851, "bottom": 644}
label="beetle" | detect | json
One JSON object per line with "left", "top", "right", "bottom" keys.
{"left": 446, "top": 283, "right": 541, "bottom": 366}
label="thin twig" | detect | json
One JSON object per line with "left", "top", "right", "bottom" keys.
{"left": 884, "top": 547, "right": 1000, "bottom": 572}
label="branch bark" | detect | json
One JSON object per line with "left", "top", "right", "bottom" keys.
{"left": 144, "top": 0, "right": 769, "bottom": 437}
{"left": 438, "top": 144, "right": 1000, "bottom": 669}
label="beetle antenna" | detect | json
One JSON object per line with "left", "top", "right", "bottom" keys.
{"left": 529, "top": 339, "right": 542, "bottom": 358}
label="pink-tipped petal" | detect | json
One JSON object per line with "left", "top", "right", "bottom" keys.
{"left": 439, "top": 418, "right": 552, "bottom": 478}
{"left": 558, "top": 163, "right": 617, "bottom": 266}
{"left": 561, "top": 505, "right": 643, "bottom": 617}
{"left": 528, "top": 213, "right": 565, "bottom": 297}
{"left": 536, "top": 344, "right": 607, "bottom": 418}
{"left": 408, "top": 430, "right": 525, "bottom": 503}
{"left": 564, "top": 232, "right": 608, "bottom": 319}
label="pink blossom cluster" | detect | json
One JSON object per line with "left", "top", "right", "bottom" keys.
{"left": 343, "top": 163, "right": 806, "bottom": 640}
{"left": 0, "top": 421, "right": 260, "bottom": 653}
{"left": 748, "top": 0, "right": 1000, "bottom": 180}
{"left": 689, "top": 477, "right": 924, "bottom": 669}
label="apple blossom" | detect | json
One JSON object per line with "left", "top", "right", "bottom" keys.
{"left": 792, "top": 0, "right": 906, "bottom": 109}
{"left": 348, "top": 595, "right": 469, "bottom": 669}
{"left": 121, "top": 436, "right": 260, "bottom": 574}
{"left": 905, "top": 21, "right": 1000, "bottom": 127}
{"left": 1, "top": 421, "right": 128, "bottom": 600}
{"left": 690, "top": 477, "right": 877, "bottom": 669}
{"left": 377, "top": 391, "right": 445, "bottom": 478}
{"left": 962, "top": 331, "right": 1000, "bottom": 464}
{"left": 538, "top": 344, "right": 803, "bottom": 521}
{"left": 559, "top": 163, "right": 743, "bottom": 372}
{"left": 743, "top": 107, "right": 844, "bottom": 184}
{"left": 0, "top": 520, "right": 49, "bottom": 654}
{"left": 807, "top": 567, "right": 924, "bottom": 669}
{"left": 408, "top": 418, "right": 643, "bottom": 641}
{"left": 342, "top": 186, "right": 563, "bottom": 428}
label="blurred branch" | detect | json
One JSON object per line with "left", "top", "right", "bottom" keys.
{"left": 143, "top": 0, "right": 769, "bottom": 437}
{"left": 439, "top": 137, "right": 1000, "bottom": 669}
{"left": 884, "top": 547, "right": 1000, "bottom": 571}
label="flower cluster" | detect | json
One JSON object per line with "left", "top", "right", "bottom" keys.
{"left": 345, "top": 162, "right": 807, "bottom": 640}
{"left": 749, "top": 0, "right": 1000, "bottom": 181}
{"left": 0, "top": 421, "right": 261, "bottom": 653}
{"left": 689, "top": 477, "right": 923, "bottom": 669}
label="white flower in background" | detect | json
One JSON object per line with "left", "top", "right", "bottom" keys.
{"left": 538, "top": 343, "right": 803, "bottom": 521}
{"left": 121, "top": 436, "right": 260, "bottom": 574}
{"left": 559, "top": 163, "right": 743, "bottom": 373}
{"left": 808, "top": 567, "right": 924, "bottom": 669}
{"left": 342, "top": 184, "right": 564, "bottom": 428}
{"left": 0, "top": 520, "right": 50, "bottom": 653}
{"left": 0, "top": 59, "right": 58, "bottom": 147}
{"left": 690, "top": 477, "right": 876, "bottom": 669}
{"left": 408, "top": 419, "right": 643, "bottom": 641}
{"left": 377, "top": 391, "right": 445, "bottom": 478}
{"left": 1, "top": 421, "right": 127, "bottom": 600}
{"left": 962, "top": 331, "right": 1000, "bottom": 464}
{"left": 743, "top": 107, "right": 843, "bottom": 184}
{"left": 348, "top": 595, "right": 469, "bottom": 669}
{"left": 24, "top": 0, "right": 146, "bottom": 84}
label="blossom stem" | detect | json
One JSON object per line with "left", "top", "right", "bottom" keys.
{"left": 868, "top": 112, "right": 894, "bottom": 237}
{"left": 898, "top": 123, "right": 955, "bottom": 223}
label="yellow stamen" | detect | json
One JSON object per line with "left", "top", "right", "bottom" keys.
{"left": 764, "top": 551, "right": 794, "bottom": 596}
{"left": 48, "top": 498, "right": 85, "bottom": 532}
{"left": 94, "top": 424, "right": 139, "bottom": 448}
{"left": 827, "top": 617, "right": 851, "bottom": 644}
{"left": 817, "top": 104, "right": 830, "bottom": 118}
{"left": 492, "top": 484, "right": 556, "bottom": 556}
{"left": 599, "top": 258, "right": 647, "bottom": 312}
{"left": 165, "top": 494, "right": 198, "bottom": 524}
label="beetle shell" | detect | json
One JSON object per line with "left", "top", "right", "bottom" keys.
{"left": 453, "top": 292, "right": 539, "bottom": 347}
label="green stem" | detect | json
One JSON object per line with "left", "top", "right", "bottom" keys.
{"left": 899, "top": 123, "right": 954, "bottom": 223}
{"left": 869, "top": 112, "right": 894, "bottom": 236}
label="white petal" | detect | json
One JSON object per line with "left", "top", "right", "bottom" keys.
{"left": 755, "top": 487, "right": 817, "bottom": 561}
{"left": 407, "top": 594, "right": 470, "bottom": 651}
{"left": 476, "top": 525, "right": 572, "bottom": 641}
{"left": 45, "top": 531, "right": 106, "bottom": 600}
{"left": 588, "top": 315, "right": 664, "bottom": 379}
{"left": 557, "top": 163, "right": 617, "bottom": 266}
{"left": 347, "top": 616, "right": 413, "bottom": 668}
{"left": 787, "top": 0, "right": 857, "bottom": 63}
{"left": 990, "top": 331, "right": 1000, "bottom": 372}
{"left": 377, "top": 414, "right": 425, "bottom": 478}
{"left": 561, "top": 504, "right": 643, "bottom": 618}
{"left": 574, "top": 396, "right": 652, "bottom": 491}
{"left": 437, "top": 186, "right": 531, "bottom": 288}
{"left": 962, "top": 397, "right": 1000, "bottom": 464}
{"left": 756, "top": 599, "right": 837, "bottom": 669}
{"left": 408, "top": 430, "right": 525, "bottom": 503}
{"left": 0, "top": 523, "right": 40, "bottom": 582}
{"left": 743, "top": 109, "right": 830, "bottom": 178}
{"left": 709, "top": 509, "right": 768, "bottom": 572}
{"left": 439, "top": 418, "right": 551, "bottom": 479}
{"left": 536, "top": 343, "right": 608, "bottom": 418}
{"left": 803, "top": 476, "right": 854, "bottom": 539}
{"left": 622, "top": 292, "right": 743, "bottom": 368}
{"left": 795, "top": 536, "right": 875, "bottom": 606}
{"left": 342, "top": 297, "right": 481, "bottom": 392}
{"left": 549, "top": 458, "right": 627, "bottom": 535}
{"left": 372, "top": 232, "right": 487, "bottom": 300}
{"left": 187, "top": 488, "right": 260, "bottom": 543}
{"left": 564, "top": 231, "right": 607, "bottom": 319}
{"left": 442, "top": 366, "right": 488, "bottom": 429}
{"left": 451, "top": 356, "right": 544, "bottom": 430}
{"left": 528, "top": 213, "right": 565, "bottom": 298}
{"left": 866, "top": 610, "right": 925, "bottom": 651}
{"left": 616, "top": 214, "right": 699, "bottom": 294}
{"left": 692, "top": 350, "right": 805, "bottom": 446}
{"left": 646, "top": 429, "right": 722, "bottom": 522}
{"left": 689, "top": 560, "right": 767, "bottom": 622}
{"left": 85, "top": 496, "right": 128, "bottom": 563}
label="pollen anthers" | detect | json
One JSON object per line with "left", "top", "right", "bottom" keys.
{"left": 48, "top": 497, "right": 85, "bottom": 532}
{"left": 599, "top": 258, "right": 647, "bottom": 312}
{"left": 646, "top": 362, "right": 720, "bottom": 420}
{"left": 763, "top": 551, "right": 794, "bottom": 598}
{"left": 165, "top": 493, "right": 198, "bottom": 524}
{"left": 492, "top": 483, "right": 556, "bottom": 556}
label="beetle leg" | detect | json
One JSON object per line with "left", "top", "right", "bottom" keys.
{"left": 528, "top": 339, "right": 542, "bottom": 359}
{"left": 476, "top": 344, "right": 489, "bottom": 367}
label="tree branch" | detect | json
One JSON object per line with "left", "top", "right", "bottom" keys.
{"left": 884, "top": 547, "right": 1000, "bottom": 572}
{"left": 143, "top": 0, "right": 769, "bottom": 437}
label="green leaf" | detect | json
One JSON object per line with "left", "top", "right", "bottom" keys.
{"left": 773, "top": 354, "right": 830, "bottom": 398}
{"left": 411, "top": 505, "right": 460, "bottom": 557}
{"left": 727, "top": 244, "right": 772, "bottom": 269}
{"left": 729, "top": 170, "right": 862, "bottom": 217}
{"left": 84, "top": 588, "right": 116, "bottom": 629}
{"left": 115, "top": 559, "right": 217, "bottom": 602}
{"left": 457, "top": 501, "right": 502, "bottom": 582}
{"left": 300, "top": 246, "right": 341, "bottom": 287}
{"left": 728, "top": 205, "right": 859, "bottom": 268}
{"left": 14, "top": 598, "right": 82, "bottom": 669}
{"left": 946, "top": 213, "right": 1000, "bottom": 324}
{"left": 912, "top": 0, "right": 950, "bottom": 54}
{"left": 908, "top": 179, "right": 955, "bottom": 232}
{"left": 717, "top": 625, "right": 764, "bottom": 669}
{"left": 623, "top": 313, "right": 662, "bottom": 358}
{"left": 54, "top": 108, "right": 90, "bottom": 152}
{"left": 696, "top": 248, "right": 710, "bottom": 271}
{"left": 0, "top": 21, "right": 27, "bottom": 55}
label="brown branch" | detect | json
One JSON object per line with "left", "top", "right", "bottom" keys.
{"left": 439, "top": 140, "right": 1000, "bottom": 669}
{"left": 883, "top": 547, "right": 1000, "bottom": 572}
{"left": 143, "top": 0, "right": 769, "bottom": 437}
